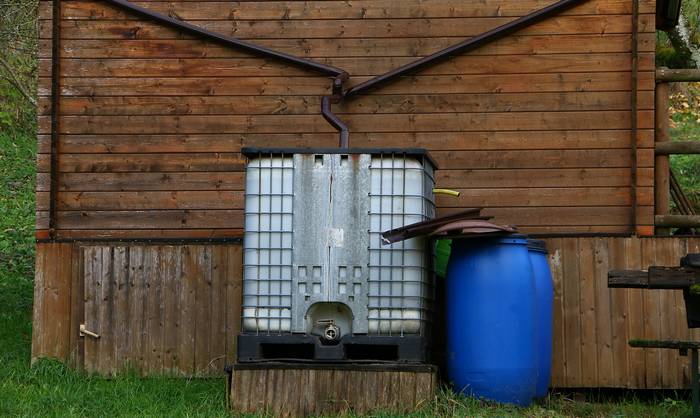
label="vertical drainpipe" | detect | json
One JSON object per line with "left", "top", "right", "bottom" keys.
{"left": 321, "top": 74, "right": 350, "bottom": 148}
{"left": 49, "top": 0, "right": 62, "bottom": 240}
{"left": 630, "top": 0, "right": 639, "bottom": 233}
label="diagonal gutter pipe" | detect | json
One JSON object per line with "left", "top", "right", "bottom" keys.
{"left": 103, "top": 0, "right": 347, "bottom": 78}
{"left": 342, "top": 0, "right": 588, "bottom": 98}
{"left": 102, "top": 0, "right": 351, "bottom": 145}
{"left": 101, "top": 0, "right": 587, "bottom": 148}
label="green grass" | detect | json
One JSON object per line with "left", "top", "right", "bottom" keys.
{"left": 0, "top": 129, "right": 694, "bottom": 418}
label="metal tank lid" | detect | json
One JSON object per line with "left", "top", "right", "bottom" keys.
{"left": 241, "top": 147, "right": 438, "bottom": 169}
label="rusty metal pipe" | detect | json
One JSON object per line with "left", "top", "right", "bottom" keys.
{"left": 343, "top": 0, "right": 587, "bottom": 98}
{"left": 321, "top": 96, "right": 349, "bottom": 148}
{"left": 49, "top": 0, "right": 62, "bottom": 239}
{"left": 102, "top": 0, "right": 346, "bottom": 77}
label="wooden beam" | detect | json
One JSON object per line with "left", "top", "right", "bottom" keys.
{"left": 608, "top": 266, "right": 699, "bottom": 289}
{"left": 655, "top": 82, "right": 671, "bottom": 235}
{"left": 230, "top": 364, "right": 437, "bottom": 416}
{"left": 656, "top": 68, "right": 700, "bottom": 82}
{"left": 655, "top": 140, "right": 700, "bottom": 155}
{"left": 655, "top": 215, "right": 700, "bottom": 228}
{"left": 629, "top": 339, "right": 700, "bottom": 350}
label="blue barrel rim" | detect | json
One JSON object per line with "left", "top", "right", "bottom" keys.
{"left": 527, "top": 239, "right": 548, "bottom": 254}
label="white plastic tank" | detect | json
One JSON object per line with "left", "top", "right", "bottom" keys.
{"left": 242, "top": 148, "right": 436, "bottom": 338}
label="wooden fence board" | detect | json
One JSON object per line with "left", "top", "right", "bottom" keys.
{"left": 545, "top": 237, "right": 700, "bottom": 388}
{"left": 562, "top": 238, "right": 582, "bottom": 386}
{"left": 578, "top": 238, "right": 598, "bottom": 386}
{"left": 32, "top": 238, "right": 700, "bottom": 387}
{"left": 71, "top": 244, "right": 241, "bottom": 375}
{"left": 229, "top": 366, "right": 437, "bottom": 417}
{"left": 624, "top": 238, "right": 645, "bottom": 388}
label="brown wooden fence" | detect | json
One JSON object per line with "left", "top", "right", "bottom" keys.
{"left": 33, "top": 243, "right": 242, "bottom": 376}
{"left": 33, "top": 236, "right": 700, "bottom": 388}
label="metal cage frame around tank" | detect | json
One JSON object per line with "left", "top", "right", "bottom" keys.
{"left": 241, "top": 148, "right": 437, "bottom": 340}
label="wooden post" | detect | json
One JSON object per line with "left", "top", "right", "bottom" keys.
{"left": 655, "top": 80, "right": 671, "bottom": 235}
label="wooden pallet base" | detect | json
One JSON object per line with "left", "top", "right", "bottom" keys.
{"left": 228, "top": 363, "right": 437, "bottom": 417}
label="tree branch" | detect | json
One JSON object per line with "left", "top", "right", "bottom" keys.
{"left": 665, "top": 9, "right": 700, "bottom": 68}
{"left": 0, "top": 55, "right": 36, "bottom": 107}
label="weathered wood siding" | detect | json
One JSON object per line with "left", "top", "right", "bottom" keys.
{"left": 32, "top": 242, "right": 79, "bottom": 363}
{"left": 547, "top": 236, "right": 700, "bottom": 388}
{"left": 229, "top": 365, "right": 437, "bottom": 417}
{"left": 37, "top": 0, "right": 655, "bottom": 238}
{"left": 33, "top": 243, "right": 243, "bottom": 376}
{"left": 33, "top": 237, "right": 700, "bottom": 388}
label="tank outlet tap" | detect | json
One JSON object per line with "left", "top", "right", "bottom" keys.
{"left": 317, "top": 319, "right": 341, "bottom": 342}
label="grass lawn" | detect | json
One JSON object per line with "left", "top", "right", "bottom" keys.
{"left": 0, "top": 129, "right": 694, "bottom": 417}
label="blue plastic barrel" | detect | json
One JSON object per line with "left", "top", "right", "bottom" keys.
{"left": 446, "top": 236, "right": 537, "bottom": 406}
{"left": 528, "top": 239, "right": 554, "bottom": 399}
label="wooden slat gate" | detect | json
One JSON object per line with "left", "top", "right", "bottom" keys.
{"left": 81, "top": 245, "right": 241, "bottom": 376}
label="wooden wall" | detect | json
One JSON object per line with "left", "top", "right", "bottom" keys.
{"left": 32, "top": 242, "right": 242, "bottom": 376}
{"left": 229, "top": 365, "right": 437, "bottom": 416}
{"left": 548, "top": 236, "right": 700, "bottom": 388}
{"left": 33, "top": 236, "right": 700, "bottom": 389}
{"left": 37, "top": 0, "right": 655, "bottom": 238}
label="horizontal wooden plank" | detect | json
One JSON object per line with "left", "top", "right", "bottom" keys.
{"left": 436, "top": 187, "right": 653, "bottom": 207}
{"left": 44, "top": 225, "right": 638, "bottom": 237}
{"left": 54, "top": 153, "right": 246, "bottom": 172}
{"left": 39, "top": 72, "right": 656, "bottom": 97}
{"left": 38, "top": 168, "right": 653, "bottom": 193}
{"left": 53, "top": 228, "right": 244, "bottom": 239}
{"left": 431, "top": 149, "right": 654, "bottom": 170}
{"left": 474, "top": 205, "right": 654, "bottom": 226}
{"left": 655, "top": 215, "right": 700, "bottom": 228}
{"left": 42, "top": 187, "right": 651, "bottom": 211}
{"left": 42, "top": 35, "right": 655, "bottom": 59}
{"left": 53, "top": 172, "right": 245, "bottom": 191}
{"left": 41, "top": 14, "right": 654, "bottom": 40}
{"left": 50, "top": 209, "right": 245, "bottom": 229}
{"left": 655, "top": 140, "right": 700, "bottom": 155}
{"left": 57, "top": 191, "right": 244, "bottom": 210}
{"left": 41, "top": 148, "right": 652, "bottom": 173}
{"left": 45, "top": 224, "right": 663, "bottom": 238}
{"left": 39, "top": 91, "right": 654, "bottom": 117}
{"left": 41, "top": 0, "right": 655, "bottom": 21}
{"left": 37, "top": 205, "right": 653, "bottom": 231}
{"left": 437, "top": 168, "right": 654, "bottom": 189}
{"left": 43, "top": 52, "right": 654, "bottom": 78}
{"left": 39, "top": 111, "right": 654, "bottom": 135}
{"left": 37, "top": 130, "right": 655, "bottom": 154}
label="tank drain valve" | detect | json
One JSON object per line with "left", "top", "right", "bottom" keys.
{"left": 317, "top": 319, "right": 341, "bottom": 342}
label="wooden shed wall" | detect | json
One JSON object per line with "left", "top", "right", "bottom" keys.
{"left": 33, "top": 236, "right": 700, "bottom": 388}
{"left": 36, "top": 0, "right": 655, "bottom": 238}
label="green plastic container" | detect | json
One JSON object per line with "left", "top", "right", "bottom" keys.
{"left": 434, "top": 239, "right": 452, "bottom": 278}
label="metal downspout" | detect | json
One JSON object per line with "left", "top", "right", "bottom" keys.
{"left": 101, "top": 0, "right": 590, "bottom": 150}
{"left": 328, "top": 0, "right": 589, "bottom": 145}
{"left": 48, "top": 0, "right": 61, "bottom": 239}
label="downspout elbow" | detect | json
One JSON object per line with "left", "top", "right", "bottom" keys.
{"left": 322, "top": 96, "right": 349, "bottom": 148}
{"left": 322, "top": 73, "right": 350, "bottom": 148}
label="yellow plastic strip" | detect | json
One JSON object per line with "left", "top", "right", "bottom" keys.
{"left": 432, "top": 188, "right": 461, "bottom": 197}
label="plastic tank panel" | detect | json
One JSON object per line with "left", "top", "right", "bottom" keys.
{"left": 243, "top": 151, "right": 435, "bottom": 336}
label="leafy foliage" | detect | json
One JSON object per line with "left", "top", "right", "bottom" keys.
{"left": 668, "top": 85, "right": 700, "bottom": 211}
{"left": 0, "top": 0, "right": 39, "bottom": 133}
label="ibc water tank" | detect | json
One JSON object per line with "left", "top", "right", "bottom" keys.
{"left": 241, "top": 148, "right": 436, "bottom": 338}
{"left": 528, "top": 239, "right": 554, "bottom": 399}
{"left": 445, "top": 236, "right": 537, "bottom": 406}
